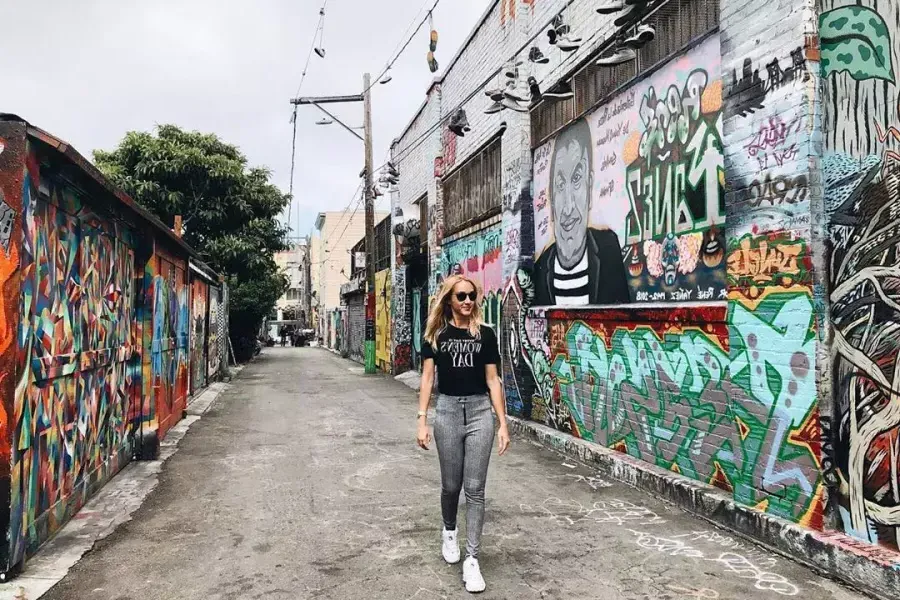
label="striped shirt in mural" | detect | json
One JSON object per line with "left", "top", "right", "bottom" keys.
{"left": 553, "top": 253, "right": 590, "bottom": 305}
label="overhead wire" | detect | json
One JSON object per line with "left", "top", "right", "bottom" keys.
{"left": 374, "top": 0, "right": 588, "bottom": 173}
{"left": 287, "top": 0, "right": 330, "bottom": 233}
{"left": 363, "top": 0, "right": 443, "bottom": 96}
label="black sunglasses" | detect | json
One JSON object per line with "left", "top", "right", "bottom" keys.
{"left": 454, "top": 291, "right": 477, "bottom": 302}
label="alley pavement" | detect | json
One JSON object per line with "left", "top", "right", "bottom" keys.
{"left": 45, "top": 348, "right": 873, "bottom": 600}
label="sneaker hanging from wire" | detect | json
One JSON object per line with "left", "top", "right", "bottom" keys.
{"left": 528, "top": 46, "right": 549, "bottom": 64}
{"left": 528, "top": 77, "right": 542, "bottom": 104}
{"left": 614, "top": 2, "right": 648, "bottom": 27}
{"left": 448, "top": 109, "right": 471, "bottom": 136}
{"left": 557, "top": 34, "right": 582, "bottom": 52}
{"left": 542, "top": 81, "right": 574, "bottom": 100}
{"left": 596, "top": 0, "right": 626, "bottom": 13}
{"left": 627, "top": 24, "right": 656, "bottom": 46}
{"left": 427, "top": 51, "right": 439, "bottom": 73}
{"left": 504, "top": 60, "right": 523, "bottom": 80}
{"left": 501, "top": 97, "right": 529, "bottom": 113}
{"left": 484, "top": 100, "right": 505, "bottom": 114}
{"left": 596, "top": 46, "right": 637, "bottom": 66}
{"left": 503, "top": 80, "right": 528, "bottom": 103}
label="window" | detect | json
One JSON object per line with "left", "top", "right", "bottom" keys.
{"left": 375, "top": 216, "right": 391, "bottom": 273}
{"left": 531, "top": 0, "right": 719, "bottom": 145}
{"left": 442, "top": 136, "right": 501, "bottom": 236}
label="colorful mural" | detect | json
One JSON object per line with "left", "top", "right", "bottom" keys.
{"left": 532, "top": 34, "right": 725, "bottom": 305}
{"left": 143, "top": 246, "right": 189, "bottom": 440}
{"left": 821, "top": 0, "right": 900, "bottom": 550}
{"left": 503, "top": 267, "right": 823, "bottom": 524}
{"left": 11, "top": 147, "right": 137, "bottom": 568}
{"left": 439, "top": 224, "right": 503, "bottom": 326}
{"left": 208, "top": 286, "right": 220, "bottom": 379}
{"left": 190, "top": 277, "right": 208, "bottom": 394}
{"left": 375, "top": 269, "right": 391, "bottom": 372}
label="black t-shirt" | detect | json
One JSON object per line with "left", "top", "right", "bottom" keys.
{"left": 421, "top": 324, "right": 500, "bottom": 397}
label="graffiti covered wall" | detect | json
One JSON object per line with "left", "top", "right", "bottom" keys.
{"left": 439, "top": 224, "right": 503, "bottom": 326}
{"left": 501, "top": 30, "right": 826, "bottom": 525}
{"left": 375, "top": 268, "right": 391, "bottom": 371}
{"left": 821, "top": 0, "right": 900, "bottom": 549}
{"left": 532, "top": 34, "right": 725, "bottom": 306}
{"left": 190, "top": 277, "right": 208, "bottom": 394}
{"left": 208, "top": 286, "right": 220, "bottom": 379}
{"left": 11, "top": 142, "right": 139, "bottom": 567}
{"left": 143, "top": 244, "right": 190, "bottom": 441}
{"left": 392, "top": 266, "right": 411, "bottom": 372}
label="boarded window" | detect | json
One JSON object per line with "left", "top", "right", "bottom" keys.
{"left": 532, "top": 0, "right": 719, "bottom": 146}
{"left": 375, "top": 216, "right": 391, "bottom": 273}
{"left": 442, "top": 137, "right": 502, "bottom": 236}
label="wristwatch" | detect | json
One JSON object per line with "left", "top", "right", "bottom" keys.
{"left": 417, "top": 410, "right": 427, "bottom": 418}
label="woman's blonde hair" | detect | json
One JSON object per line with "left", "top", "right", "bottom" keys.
{"left": 424, "top": 275, "right": 485, "bottom": 348}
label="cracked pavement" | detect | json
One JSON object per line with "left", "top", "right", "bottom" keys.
{"left": 43, "top": 348, "right": 874, "bottom": 600}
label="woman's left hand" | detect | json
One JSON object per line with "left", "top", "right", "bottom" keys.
{"left": 497, "top": 425, "right": 510, "bottom": 456}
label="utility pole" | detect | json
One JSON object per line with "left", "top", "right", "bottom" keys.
{"left": 290, "top": 73, "right": 377, "bottom": 374}
{"left": 362, "top": 73, "right": 376, "bottom": 374}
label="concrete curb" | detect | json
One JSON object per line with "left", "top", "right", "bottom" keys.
{"left": 506, "top": 415, "right": 900, "bottom": 600}
{"left": 0, "top": 381, "right": 232, "bottom": 600}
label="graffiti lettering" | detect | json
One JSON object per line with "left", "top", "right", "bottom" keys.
{"left": 748, "top": 173, "right": 808, "bottom": 207}
{"left": 727, "top": 235, "right": 807, "bottom": 286}
{"left": 626, "top": 117, "right": 725, "bottom": 244}
{"left": 745, "top": 116, "right": 804, "bottom": 170}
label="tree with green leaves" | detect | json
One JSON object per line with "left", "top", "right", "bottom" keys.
{"left": 94, "top": 125, "right": 290, "bottom": 361}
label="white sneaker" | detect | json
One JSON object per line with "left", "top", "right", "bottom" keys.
{"left": 462, "top": 556, "right": 486, "bottom": 593}
{"left": 441, "top": 528, "right": 460, "bottom": 564}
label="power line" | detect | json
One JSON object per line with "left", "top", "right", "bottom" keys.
{"left": 379, "top": 0, "right": 587, "bottom": 172}
{"left": 363, "top": 0, "right": 443, "bottom": 96}
{"left": 294, "top": 1, "right": 329, "bottom": 98}
{"left": 287, "top": 0, "right": 330, "bottom": 232}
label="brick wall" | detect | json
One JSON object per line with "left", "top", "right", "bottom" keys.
{"left": 385, "top": 0, "right": 836, "bottom": 532}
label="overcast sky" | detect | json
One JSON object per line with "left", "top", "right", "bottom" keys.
{"left": 1, "top": 0, "right": 489, "bottom": 238}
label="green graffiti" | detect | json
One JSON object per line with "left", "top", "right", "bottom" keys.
{"left": 821, "top": 6, "right": 895, "bottom": 82}
{"left": 548, "top": 292, "right": 820, "bottom": 521}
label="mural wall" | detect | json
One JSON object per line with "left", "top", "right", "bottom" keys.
{"left": 0, "top": 123, "right": 23, "bottom": 570}
{"left": 375, "top": 268, "right": 391, "bottom": 372}
{"left": 532, "top": 34, "right": 726, "bottom": 306}
{"left": 143, "top": 245, "right": 190, "bottom": 440}
{"left": 502, "top": 31, "right": 825, "bottom": 525}
{"left": 208, "top": 286, "right": 220, "bottom": 379}
{"left": 821, "top": 0, "right": 900, "bottom": 549}
{"left": 190, "top": 277, "right": 208, "bottom": 394}
{"left": 392, "top": 266, "right": 411, "bottom": 372}
{"left": 439, "top": 224, "right": 503, "bottom": 326}
{"left": 11, "top": 146, "right": 138, "bottom": 567}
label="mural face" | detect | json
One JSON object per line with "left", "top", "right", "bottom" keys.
{"left": 533, "top": 34, "right": 725, "bottom": 305}
{"left": 439, "top": 224, "right": 503, "bottom": 326}
{"left": 375, "top": 269, "right": 391, "bottom": 371}
{"left": 821, "top": 0, "right": 900, "bottom": 550}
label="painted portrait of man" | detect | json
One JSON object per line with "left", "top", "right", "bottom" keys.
{"left": 534, "top": 119, "right": 631, "bottom": 306}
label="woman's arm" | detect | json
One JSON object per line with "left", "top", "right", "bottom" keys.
{"left": 416, "top": 359, "right": 435, "bottom": 450}
{"left": 486, "top": 364, "right": 510, "bottom": 456}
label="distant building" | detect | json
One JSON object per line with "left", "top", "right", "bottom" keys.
{"left": 313, "top": 210, "right": 388, "bottom": 340}
{"left": 274, "top": 239, "right": 311, "bottom": 328}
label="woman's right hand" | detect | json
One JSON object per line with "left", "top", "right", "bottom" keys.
{"left": 416, "top": 422, "right": 432, "bottom": 450}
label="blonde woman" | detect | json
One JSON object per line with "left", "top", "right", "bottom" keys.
{"left": 416, "top": 275, "right": 510, "bottom": 594}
